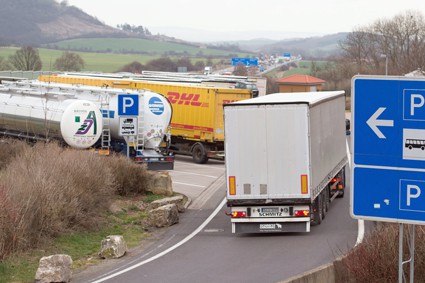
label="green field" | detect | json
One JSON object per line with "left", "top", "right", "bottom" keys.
{"left": 0, "top": 38, "right": 251, "bottom": 73}
{"left": 0, "top": 47, "right": 159, "bottom": 72}
{"left": 46, "top": 38, "right": 242, "bottom": 57}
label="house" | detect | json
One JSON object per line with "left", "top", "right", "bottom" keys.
{"left": 276, "top": 75, "right": 325, "bottom": 93}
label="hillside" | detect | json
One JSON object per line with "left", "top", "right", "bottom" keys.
{"left": 259, "top": 33, "right": 348, "bottom": 58}
{"left": 0, "top": 0, "right": 123, "bottom": 45}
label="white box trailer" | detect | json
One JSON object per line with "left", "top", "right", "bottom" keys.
{"left": 224, "top": 91, "right": 348, "bottom": 233}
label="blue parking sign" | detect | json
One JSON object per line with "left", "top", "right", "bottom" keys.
{"left": 118, "top": 94, "right": 139, "bottom": 116}
{"left": 351, "top": 75, "right": 425, "bottom": 224}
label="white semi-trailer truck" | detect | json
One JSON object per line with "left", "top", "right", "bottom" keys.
{"left": 224, "top": 91, "right": 347, "bottom": 233}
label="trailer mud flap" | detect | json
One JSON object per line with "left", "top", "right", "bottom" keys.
{"left": 233, "top": 222, "right": 308, "bottom": 233}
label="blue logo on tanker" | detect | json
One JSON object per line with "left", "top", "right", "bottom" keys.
{"left": 149, "top": 97, "right": 164, "bottom": 115}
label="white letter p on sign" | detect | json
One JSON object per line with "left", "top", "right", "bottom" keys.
{"left": 410, "top": 94, "right": 425, "bottom": 116}
{"left": 123, "top": 97, "right": 134, "bottom": 114}
{"left": 407, "top": 184, "right": 421, "bottom": 206}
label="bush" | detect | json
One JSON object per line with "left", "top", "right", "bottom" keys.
{"left": 337, "top": 223, "right": 425, "bottom": 282}
{"left": 0, "top": 143, "right": 115, "bottom": 259}
{"left": 104, "top": 154, "right": 149, "bottom": 196}
{"left": 0, "top": 140, "right": 151, "bottom": 260}
{"left": 0, "top": 139, "right": 29, "bottom": 171}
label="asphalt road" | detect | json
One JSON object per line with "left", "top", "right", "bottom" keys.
{"left": 73, "top": 149, "right": 359, "bottom": 283}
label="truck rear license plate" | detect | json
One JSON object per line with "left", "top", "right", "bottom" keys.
{"left": 261, "top": 207, "right": 279, "bottom": 213}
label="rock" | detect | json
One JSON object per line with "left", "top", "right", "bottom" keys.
{"left": 148, "top": 195, "right": 186, "bottom": 213}
{"left": 99, "top": 235, "right": 127, "bottom": 259}
{"left": 146, "top": 171, "right": 173, "bottom": 196}
{"left": 35, "top": 254, "right": 72, "bottom": 283}
{"left": 148, "top": 203, "right": 179, "bottom": 227}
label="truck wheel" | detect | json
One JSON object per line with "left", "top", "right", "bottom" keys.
{"left": 192, "top": 143, "right": 208, "bottom": 164}
{"left": 311, "top": 195, "right": 323, "bottom": 226}
{"left": 321, "top": 191, "right": 328, "bottom": 219}
{"left": 325, "top": 187, "right": 330, "bottom": 212}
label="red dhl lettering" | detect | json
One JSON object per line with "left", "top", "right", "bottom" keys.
{"left": 167, "top": 92, "right": 203, "bottom": 106}
{"left": 223, "top": 99, "right": 237, "bottom": 104}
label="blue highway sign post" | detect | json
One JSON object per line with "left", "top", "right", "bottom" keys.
{"left": 351, "top": 75, "right": 425, "bottom": 224}
{"left": 231, "top": 57, "right": 258, "bottom": 66}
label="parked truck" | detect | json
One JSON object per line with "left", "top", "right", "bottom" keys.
{"left": 224, "top": 91, "right": 348, "bottom": 233}
{"left": 38, "top": 73, "right": 254, "bottom": 163}
{"left": 0, "top": 80, "right": 174, "bottom": 170}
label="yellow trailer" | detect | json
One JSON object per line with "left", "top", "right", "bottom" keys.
{"left": 38, "top": 74, "right": 253, "bottom": 163}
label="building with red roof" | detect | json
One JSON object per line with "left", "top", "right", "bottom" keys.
{"left": 276, "top": 75, "right": 326, "bottom": 93}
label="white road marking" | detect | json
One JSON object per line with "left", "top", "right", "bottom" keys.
{"left": 172, "top": 181, "right": 205, "bottom": 188}
{"left": 91, "top": 198, "right": 227, "bottom": 283}
{"left": 171, "top": 171, "right": 220, "bottom": 179}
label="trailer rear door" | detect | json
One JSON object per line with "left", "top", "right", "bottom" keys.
{"left": 225, "top": 103, "right": 311, "bottom": 200}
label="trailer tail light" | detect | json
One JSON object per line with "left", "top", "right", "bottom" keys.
{"left": 231, "top": 211, "right": 247, "bottom": 218}
{"left": 229, "top": 176, "right": 236, "bottom": 195}
{"left": 294, "top": 210, "right": 309, "bottom": 217}
{"left": 301, "top": 175, "right": 308, "bottom": 194}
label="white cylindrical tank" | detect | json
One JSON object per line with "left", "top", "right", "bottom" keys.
{"left": 105, "top": 91, "right": 172, "bottom": 148}
{"left": 0, "top": 80, "right": 173, "bottom": 150}
{"left": 0, "top": 90, "right": 103, "bottom": 149}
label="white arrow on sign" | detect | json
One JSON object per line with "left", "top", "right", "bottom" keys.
{"left": 366, "top": 107, "right": 394, "bottom": 139}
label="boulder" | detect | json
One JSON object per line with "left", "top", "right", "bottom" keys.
{"left": 148, "top": 195, "right": 186, "bottom": 213}
{"left": 148, "top": 203, "right": 179, "bottom": 227}
{"left": 146, "top": 171, "right": 173, "bottom": 196}
{"left": 99, "top": 235, "right": 127, "bottom": 259}
{"left": 35, "top": 254, "right": 72, "bottom": 283}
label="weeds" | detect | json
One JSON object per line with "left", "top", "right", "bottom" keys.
{"left": 0, "top": 141, "right": 150, "bottom": 261}
{"left": 337, "top": 223, "right": 425, "bottom": 282}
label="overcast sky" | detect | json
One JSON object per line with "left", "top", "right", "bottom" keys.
{"left": 65, "top": 0, "right": 425, "bottom": 41}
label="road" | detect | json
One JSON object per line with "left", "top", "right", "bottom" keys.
{"left": 74, "top": 150, "right": 359, "bottom": 283}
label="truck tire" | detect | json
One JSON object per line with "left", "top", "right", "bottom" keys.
{"left": 321, "top": 190, "right": 328, "bottom": 219}
{"left": 192, "top": 143, "right": 209, "bottom": 164}
{"left": 324, "top": 187, "right": 330, "bottom": 212}
{"left": 311, "top": 195, "right": 323, "bottom": 226}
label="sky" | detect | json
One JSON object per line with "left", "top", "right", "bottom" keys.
{"left": 65, "top": 0, "right": 425, "bottom": 42}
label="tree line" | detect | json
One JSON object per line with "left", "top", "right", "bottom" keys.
{"left": 0, "top": 47, "right": 85, "bottom": 72}
{"left": 315, "top": 10, "right": 425, "bottom": 95}
{"left": 0, "top": 46, "right": 215, "bottom": 73}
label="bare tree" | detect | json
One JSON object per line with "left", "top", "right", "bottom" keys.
{"left": 9, "top": 46, "right": 42, "bottom": 71}
{"left": 54, "top": 51, "right": 85, "bottom": 71}
{"left": 233, "top": 63, "right": 248, "bottom": 76}
{"left": 340, "top": 10, "right": 425, "bottom": 75}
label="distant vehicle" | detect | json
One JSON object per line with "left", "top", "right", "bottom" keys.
{"left": 224, "top": 91, "right": 348, "bottom": 233}
{"left": 204, "top": 66, "right": 212, "bottom": 75}
{"left": 346, "top": 118, "right": 351, "bottom": 135}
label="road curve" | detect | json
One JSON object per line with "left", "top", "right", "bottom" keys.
{"left": 74, "top": 155, "right": 358, "bottom": 283}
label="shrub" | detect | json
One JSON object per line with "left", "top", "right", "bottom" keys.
{"left": 337, "top": 223, "right": 425, "bottom": 282}
{"left": 0, "top": 142, "right": 116, "bottom": 259}
{"left": 103, "top": 154, "right": 149, "bottom": 196}
{"left": 0, "top": 139, "right": 29, "bottom": 170}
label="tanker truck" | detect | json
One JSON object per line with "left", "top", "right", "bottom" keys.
{"left": 0, "top": 80, "right": 174, "bottom": 170}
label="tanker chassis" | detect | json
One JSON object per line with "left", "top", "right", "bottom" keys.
{"left": 224, "top": 91, "right": 348, "bottom": 233}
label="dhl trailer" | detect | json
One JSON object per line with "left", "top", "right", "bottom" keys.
{"left": 38, "top": 74, "right": 253, "bottom": 163}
